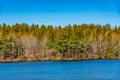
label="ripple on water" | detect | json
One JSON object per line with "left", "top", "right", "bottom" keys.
{"left": 0, "top": 60, "right": 120, "bottom": 80}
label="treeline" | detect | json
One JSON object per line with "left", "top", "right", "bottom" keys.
{"left": 0, "top": 23, "right": 120, "bottom": 61}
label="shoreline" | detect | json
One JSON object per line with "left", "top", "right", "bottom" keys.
{"left": 0, "top": 58, "right": 120, "bottom": 63}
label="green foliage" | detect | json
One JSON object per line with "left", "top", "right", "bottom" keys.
{"left": 0, "top": 37, "right": 17, "bottom": 59}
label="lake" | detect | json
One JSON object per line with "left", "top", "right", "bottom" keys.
{"left": 0, "top": 60, "right": 120, "bottom": 80}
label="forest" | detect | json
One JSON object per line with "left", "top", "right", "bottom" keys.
{"left": 0, "top": 23, "right": 120, "bottom": 62}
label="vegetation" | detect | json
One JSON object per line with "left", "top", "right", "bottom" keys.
{"left": 0, "top": 23, "right": 120, "bottom": 62}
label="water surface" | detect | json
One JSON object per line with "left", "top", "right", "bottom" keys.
{"left": 0, "top": 60, "right": 120, "bottom": 80}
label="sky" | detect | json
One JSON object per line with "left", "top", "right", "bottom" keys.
{"left": 0, "top": 0, "right": 120, "bottom": 27}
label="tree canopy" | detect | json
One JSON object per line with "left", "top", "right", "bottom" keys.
{"left": 0, "top": 23, "right": 120, "bottom": 61}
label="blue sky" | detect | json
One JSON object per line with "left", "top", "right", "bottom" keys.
{"left": 0, "top": 0, "right": 120, "bottom": 26}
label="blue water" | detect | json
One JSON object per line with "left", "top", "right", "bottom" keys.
{"left": 0, "top": 60, "right": 120, "bottom": 80}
